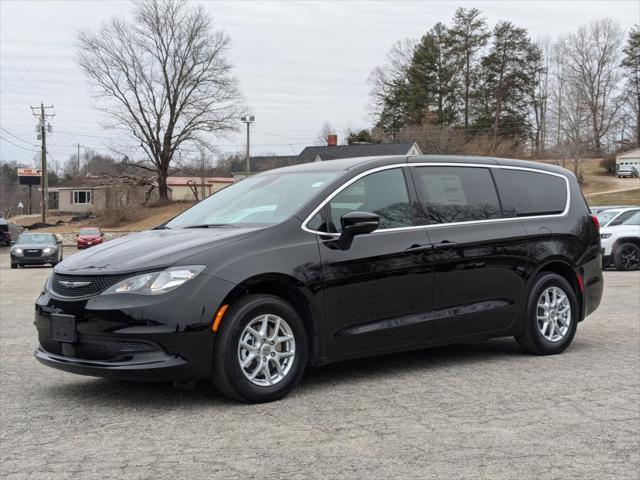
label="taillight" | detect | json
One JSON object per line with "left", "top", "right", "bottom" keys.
{"left": 590, "top": 214, "right": 600, "bottom": 233}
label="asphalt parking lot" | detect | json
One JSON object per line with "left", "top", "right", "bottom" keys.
{"left": 0, "top": 246, "right": 638, "bottom": 479}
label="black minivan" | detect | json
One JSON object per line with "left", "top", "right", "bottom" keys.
{"left": 35, "top": 155, "right": 603, "bottom": 403}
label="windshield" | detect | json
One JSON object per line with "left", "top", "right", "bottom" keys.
{"left": 165, "top": 171, "right": 339, "bottom": 228}
{"left": 596, "top": 210, "right": 622, "bottom": 226}
{"left": 80, "top": 228, "right": 100, "bottom": 235}
{"left": 17, "top": 233, "right": 55, "bottom": 245}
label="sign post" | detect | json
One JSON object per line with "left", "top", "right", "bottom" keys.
{"left": 18, "top": 168, "right": 42, "bottom": 215}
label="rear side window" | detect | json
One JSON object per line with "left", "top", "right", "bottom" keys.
{"left": 327, "top": 168, "right": 412, "bottom": 232}
{"left": 413, "top": 166, "right": 502, "bottom": 224}
{"left": 501, "top": 170, "right": 567, "bottom": 216}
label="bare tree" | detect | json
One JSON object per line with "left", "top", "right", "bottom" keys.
{"left": 562, "top": 19, "right": 624, "bottom": 152}
{"left": 315, "top": 121, "right": 336, "bottom": 146}
{"left": 77, "top": 0, "right": 242, "bottom": 201}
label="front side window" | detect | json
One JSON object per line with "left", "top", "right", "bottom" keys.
{"left": 414, "top": 166, "right": 502, "bottom": 224}
{"left": 323, "top": 168, "right": 412, "bottom": 232}
{"left": 611, "top": 209, "right": 640, "bottom": 226}
{"left": 166, "top": 171, "right": 338, "bottom": 228}
{"left": 73, "top": 190, "right": 91, "bottom": 204}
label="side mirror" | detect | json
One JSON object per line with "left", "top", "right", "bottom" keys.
{"left": 337, "top": 211, "right": 379, "bottom": 250}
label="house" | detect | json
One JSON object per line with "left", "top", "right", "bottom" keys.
{"left": 616, "top": 148, "right": 640, "bottom": 172}
{"left": 166, "top": 176, "right": 234, "bottom": 201}
{"left": 49, "top": 176, "right": 161, "bottom": 214}
{"left": 249, "top": 138, "right": 422, "bottom": 171}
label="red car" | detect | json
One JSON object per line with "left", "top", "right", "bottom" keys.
{"left": 76, "top": 228, "right": 104, "bottom": 249}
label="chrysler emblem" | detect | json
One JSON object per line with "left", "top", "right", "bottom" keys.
{"left": 59, "top": 281, "right": 91, "bottom": 288}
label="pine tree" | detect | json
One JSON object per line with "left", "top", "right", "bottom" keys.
{"left": 448, "top": 7, "right": 490, "bottom": 130}
{"left": 475, "top": 22, "right": 538, "bottom": 141}
{"left": 621, "top": 25, "right": 640, "bottom": 146}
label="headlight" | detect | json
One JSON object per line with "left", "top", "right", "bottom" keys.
{"left": 13, "top": 248, "right": 23, "bottom": 256}
{"left": 102, "top": 265, "right": 205, "bottom": 295}
{"left": 600, "top": 233, "right": 612, "bottom": 239}
{"left": 42, "top": 247, "right": 55, "bottom": 254}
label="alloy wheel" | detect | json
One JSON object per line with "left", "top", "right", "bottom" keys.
{"left": 537, "top": 286, "right": 571, "bottom": 342}
{"left": 619, "top": 246, "right": 640, "bottom": 270}
{"left": 237, "top": 314, "right": 296, "bottom": 387}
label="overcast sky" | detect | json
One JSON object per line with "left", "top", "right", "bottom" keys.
{"left": 1, "top": 0, "right": 638, "bottom": 170}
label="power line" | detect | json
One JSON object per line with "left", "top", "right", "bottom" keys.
{"left": 0, "top": 126, "right": 34, "bottom": 146}
{"left": 0, "top": 134, "right": 38, "bottom": 152}
{"left": 1, "top": 29, "right": 50, "bottom": 102}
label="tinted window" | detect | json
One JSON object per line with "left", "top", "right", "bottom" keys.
{"left": 327, "top": 168, "right": 411, "bottom": 232}
{"left": 414, "top": 166, "right": 502, "bottom": 224}
{"left": 501, "top": 170, "right": 567, "bottom": 216}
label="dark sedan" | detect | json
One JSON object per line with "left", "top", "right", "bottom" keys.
{"left": 10, "top": 232, "right": 63, "bottom": 268}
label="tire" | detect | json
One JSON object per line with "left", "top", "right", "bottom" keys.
{"left": 515, "top": 273, "right": 578, "bottom": 355}
{"left": 212, "top": 294, "right": 308, "bottom": 403}
{"left": 614, "top": 243, "right": 640, "bottom": 271}
{"left": 10, "top": 263, "right": 17, "bottom": 269}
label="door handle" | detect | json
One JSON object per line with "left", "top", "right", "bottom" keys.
{"left": 405, "top": 244, "right": 432, "bottom": 254}
{"left": 432, "top": 241, "right": 458, "bottom": 250}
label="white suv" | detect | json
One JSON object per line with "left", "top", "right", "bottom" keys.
{"left": 601, "top": 209, "right": 640, "bottom": 270}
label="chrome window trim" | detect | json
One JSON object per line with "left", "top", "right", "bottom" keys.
{"left": 300, "top": 162, "right": 571, "bottom": 236}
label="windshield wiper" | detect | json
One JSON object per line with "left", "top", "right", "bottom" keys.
{"left": 181, "top": 224, "right": 238, "bottom": 228}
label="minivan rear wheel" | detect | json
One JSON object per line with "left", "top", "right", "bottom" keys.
{"left": 515, "top": 273, "right": 578, "bottom": 355}
{"left": 212, "top": 294, "right": 308, "bottom": 403}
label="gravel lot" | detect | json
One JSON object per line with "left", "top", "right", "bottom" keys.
{"left": 1, "top": 246, "right": 639, "bottom": 479}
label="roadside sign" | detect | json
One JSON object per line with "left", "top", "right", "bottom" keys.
{"left": 18, "top": 168, "right": 42, "bottom": 186}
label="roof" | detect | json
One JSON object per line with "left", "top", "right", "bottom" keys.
{"left": 297, "top": 142, "right": 417, "bottom": 163}
{"left": 166, "top": 176, "right": 234, "bottom": 186}
{"left": 57, "top": 176, "right": 114, "bottom": 189}
{"left": 260, "top": 154, "right": 574, "bottom": 177}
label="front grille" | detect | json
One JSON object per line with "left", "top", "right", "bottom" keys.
{"left": 51, "top": 272, "right": 131, "bottom": 297}
{"left": 74, "top": 343, "right": 112, "bottom": 361}
{"left": 24, "top": 249, "right": 42, "bottom": 257}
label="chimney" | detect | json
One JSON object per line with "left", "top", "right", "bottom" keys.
{"left": 327, "top": 134, "right": 337, "bottom": 146}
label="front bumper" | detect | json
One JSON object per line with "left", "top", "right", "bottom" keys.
{"left": 33, "top": 272, "right": 236, "bottom": 382}
{"left": 12, "top": 255, "right": 57, "bottom": 265}
{"left": 34, "top": 346, "right": 191, "bottom": 381}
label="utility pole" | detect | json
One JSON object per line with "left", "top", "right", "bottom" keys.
{"left": 240, "top": 115, "right": 254, "bottom": 175}
{"left": 31, "top": 102, "right": 54, "bottom": 224}
{"left": 74, "top": 143, "right": 82, "bottom": 174}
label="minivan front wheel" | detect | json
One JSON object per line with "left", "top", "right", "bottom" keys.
{"left": 516, "top": 273, "right": 578, "bottom": 355}
{"left": 212, "top": 294, "right": 308, "bottom": 403}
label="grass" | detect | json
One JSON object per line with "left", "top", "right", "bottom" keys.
{"left": 586, "top": 188, "right": 640, "bottom": 206}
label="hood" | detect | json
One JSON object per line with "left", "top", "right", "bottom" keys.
{"left": 57, "top": 227, "right": 260, "bottom": 274}
{"left": 601, "top": 224, "right": 640, "bottom": 235}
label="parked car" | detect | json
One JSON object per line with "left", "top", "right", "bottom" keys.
{"left": 34, "top": 155, "right": 603, "bottom": 403}
{"left": 617, "top": 166, "right": 639, "bottom": 178}
{"left": 0, "top": 218, "right": 12, "bottom": 246}
{"left": 10, "top": 232, "right": 62, "bottom": 268}
{"left": 596, "top": 206, "right": 640, "bottom": 228}
{"left": 601, "top": 209, "right": 640, "bottom": 270}
{"left": 590, "top": 205, "right": 627, "bottom": 215}
{"left": 77, "top": 227, "right": 104, "bottom": 249}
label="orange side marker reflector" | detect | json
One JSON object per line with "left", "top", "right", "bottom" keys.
{"left": 212, "top": 304, "right": 229, "bottom": 332}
